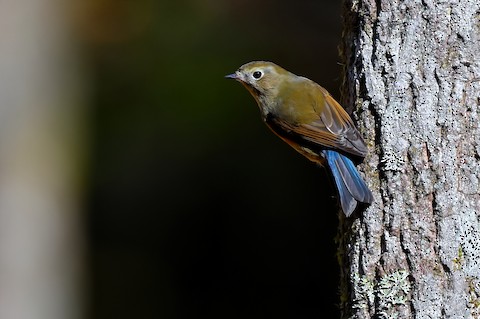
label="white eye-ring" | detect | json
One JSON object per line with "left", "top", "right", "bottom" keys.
{"left": 252, "top": 70, "right": 263, "bottom": 80}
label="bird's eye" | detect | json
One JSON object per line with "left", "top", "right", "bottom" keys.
{"left": 252, "top": 71, "right": 263, "bottom": 79}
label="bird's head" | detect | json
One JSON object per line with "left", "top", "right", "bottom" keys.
{"left": 226, "top": 61, "right": 292, "bottom": 113}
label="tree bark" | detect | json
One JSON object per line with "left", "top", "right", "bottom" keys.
{"left": 339, "top": 0, "right": 480, "bottom": 318}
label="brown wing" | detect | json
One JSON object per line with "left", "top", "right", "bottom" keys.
{"left": 313, "top": 87, "right": 368, "bottom": 158}
{"left": 266, "top": 85, "right": 368, "bottom": 160}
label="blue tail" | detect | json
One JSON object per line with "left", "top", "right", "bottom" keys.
{"left": 323, "top": 150, "right": 373, "bottom": 216}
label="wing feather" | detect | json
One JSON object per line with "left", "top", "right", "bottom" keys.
{"left": 266, "top": 84, "right": 368, "bottom": 160}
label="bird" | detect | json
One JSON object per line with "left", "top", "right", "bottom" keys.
{"left": 226, "top": 61, "right": 373, "bottom": 216}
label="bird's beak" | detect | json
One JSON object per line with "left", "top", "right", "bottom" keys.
{"left": 225, "top": 72, "right": 239, "bottom": 80}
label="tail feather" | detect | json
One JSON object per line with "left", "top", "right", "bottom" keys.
{"left": 323, "top": 150, "right": 373, "bottom": 216}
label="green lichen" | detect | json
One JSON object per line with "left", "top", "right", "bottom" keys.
{"left": 377, "top": 270, "right": 411, "bottom": 319}
{"left": 467, "top": 277, "right": 480, "bottom": 318}
{"left": 353, "top": 274, "right": 375, "bottom": 310}
{"left": 353, "top": 270, "right": 411, "bottom": 318}
{"left": 453, "top": 246, "right": 464, "bottom": 271}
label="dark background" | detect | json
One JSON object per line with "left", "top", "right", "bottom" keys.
{"left": 83, "top": 0, "right": 343, "bottom": 317}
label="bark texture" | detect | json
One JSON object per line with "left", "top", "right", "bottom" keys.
{"left": 340, "top": 0, "right": 480, "bottom": 318}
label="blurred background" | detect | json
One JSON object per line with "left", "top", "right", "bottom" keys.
{"left": 0, "top": 0, "right": 343, "bottom": 318}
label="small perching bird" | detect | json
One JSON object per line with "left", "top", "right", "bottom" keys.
{"left": 226, "top": 61, "right": 373, "bottom": 216}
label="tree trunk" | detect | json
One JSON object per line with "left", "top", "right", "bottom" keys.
{"left": 0, "top": 1, "right": 86, "bottom": 319}
{"left": 339, "top": 0, "right": 480, "bottom": 318}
